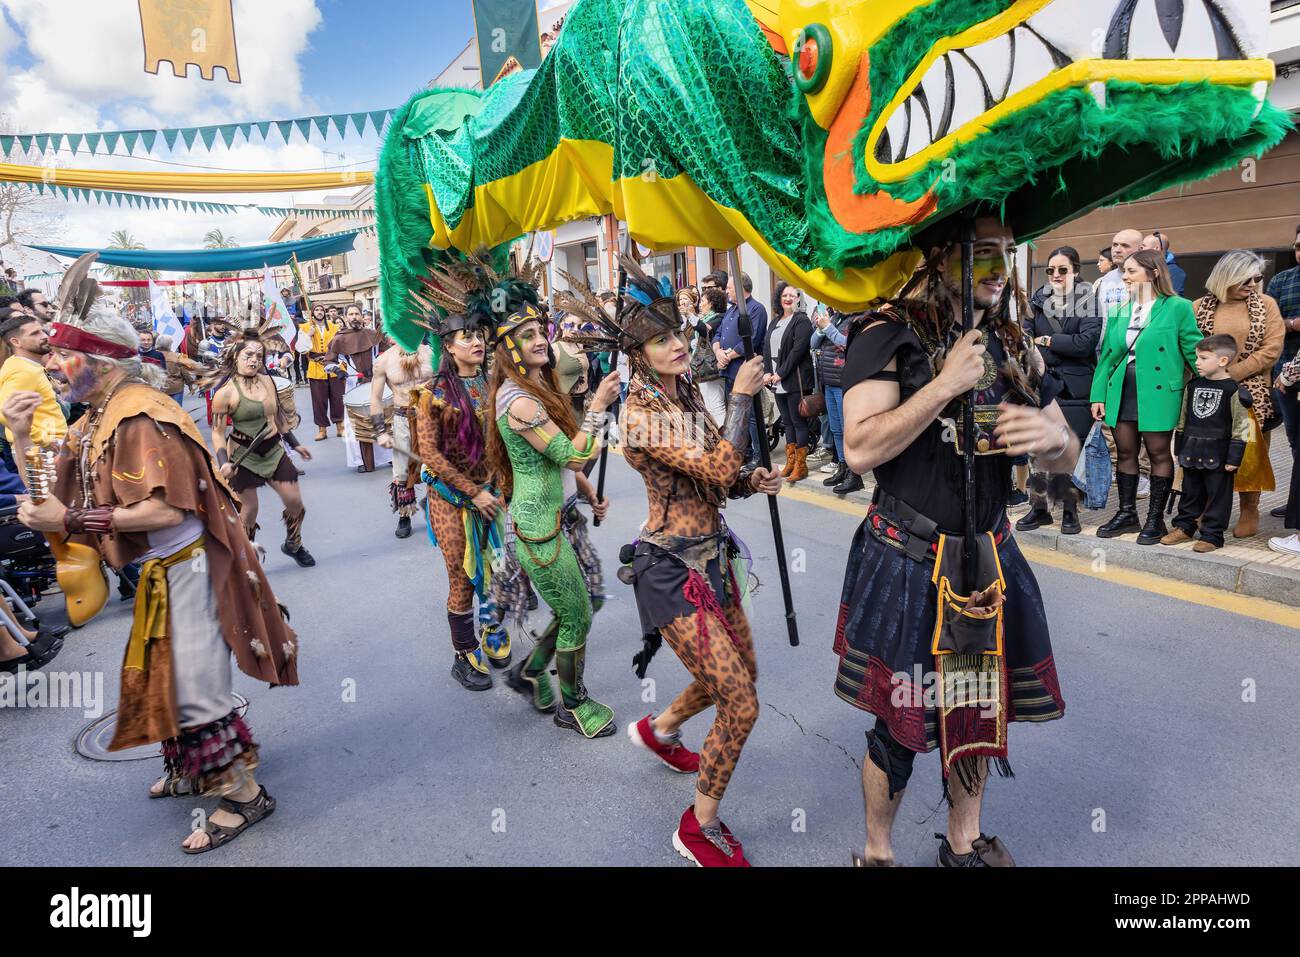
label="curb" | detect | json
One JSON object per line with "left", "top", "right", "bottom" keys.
{"left": 777, "top": 453, "right": 1300, "bottom": 610}
{"left": 1013, "top": 525, "right": 1300, "bottom": 608}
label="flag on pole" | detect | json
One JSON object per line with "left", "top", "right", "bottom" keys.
{"left": 149, "top": 277, "right": 185, "bottom": 347}
{"left": 263, "top": 264, "right": 295, "bottom": 342}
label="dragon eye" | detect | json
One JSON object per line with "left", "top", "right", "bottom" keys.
{"left": 794, "top": 24, "right": 832, "bottom": 94}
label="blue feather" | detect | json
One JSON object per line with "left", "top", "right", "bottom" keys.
{"left": 627, "top": 286, "right": 653, "bottom": 306}
{"left": 658, "top": 276, "right": 672, "bottom": 298}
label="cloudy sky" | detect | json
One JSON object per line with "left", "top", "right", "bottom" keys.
{"left": 0, "top": 0, "right": 479, "bottom": 273}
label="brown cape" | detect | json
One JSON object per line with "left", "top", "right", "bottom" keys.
{"left": 55, "top": 383, "right": 299, "bottom": 749}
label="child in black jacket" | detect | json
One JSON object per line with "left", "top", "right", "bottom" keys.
{"left": 1161, "top": 334, "right": 1253, "bottom": 552}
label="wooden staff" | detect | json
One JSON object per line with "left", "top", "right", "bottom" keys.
{"left": 592, "top": 236, "right": 631, "bottom": 528}
{"left": 960, "top": 218, "right": 979, "bottom": 586}
{"left": 726, "top": 248, "right": 798, "bottom": 647}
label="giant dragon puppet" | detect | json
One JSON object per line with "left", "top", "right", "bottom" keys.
{"left": 376, "top": 0, "right": 1289, "bottom": 349}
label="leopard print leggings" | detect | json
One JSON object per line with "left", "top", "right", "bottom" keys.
{"left": 659, "top": 601, "right": 758, "bottom": 801}
{"left": 427, "top": 493, "right": 474, "bottom": 615}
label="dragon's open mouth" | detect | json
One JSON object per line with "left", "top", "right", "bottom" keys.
{"left": 872, "top": 0, "right": 1266, "bottom": 169}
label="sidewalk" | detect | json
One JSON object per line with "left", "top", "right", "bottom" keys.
{"left": 778, "top": 439, "right": 1300, "bottom": 608}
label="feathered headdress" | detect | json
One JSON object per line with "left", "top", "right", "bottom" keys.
{"left": 53, "top": 252, "right": 104, "bottom": 325}
{"left": 407, "top": 247, "right": 543, "bottom": 369}
{"left": 552, "top": 254, "right": 679, "bottom": 353}
{"left": 195, "top": 315, "right": 284, "bottom": 392}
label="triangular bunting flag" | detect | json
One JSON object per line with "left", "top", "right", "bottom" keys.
{"left": 370, "top": 110, "right": 389, "bottom": 133}
{"left": 256, "top": 121, "right": 271, "bottom": 141}
{"left": 140, "top": 130, "right": 157, "bottom": 153}
{"left": 310, "top": 115, "right": 328, "bottom": 139}
{"left": 102, "top": 132, "right": 121, "bottom": 154}
{"left": 17, "top": 135, "right": 32, "bottom": 153}
{"left": 276, "top": 120, "right": 294, "bottom": 143}
{"left": 219, "top": 124, "right": 241, "bottom": 148}
{"left": 294, "top": 118, "right": 312, "bottom": 141}
{"left": 121, "top": 131, "right": 139, "bottom": 154}
{"left": 199, "top": 126, "right": 219, "bottom": 150}
{"left": 180, "top": 127, "right": 200, "bottom": 150}
{"left": 67, "top": 134, "right": 84, "bottom": 154}
{"left": 33, "top": 134, "right": 49, "bottom": 153}
{"left": 349, "top": 112, "right": 369, "bottom": 136}
{"left": 84, "top": 133, "right": 101, "bottom": 154}
{"left": 0, "top": 136, "right": 13, "bottom": 156}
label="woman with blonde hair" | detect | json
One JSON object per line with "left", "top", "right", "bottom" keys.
{"left": 1091, "top": 249, "right": 1201, "bottom": 544}
{"left": 1181, "top": 249, "right": 1284, "bottom": 539}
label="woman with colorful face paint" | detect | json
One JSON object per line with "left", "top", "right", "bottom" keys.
{"left": 412, "top": 314, "right": 512, "bottom": 691}
{"left": 486, "top": 300, "right": 621, "bottom": 740}
{"left": 835, "top": 215, "right": 1075, "bottom": 868}
{"left": 553, "top": 258, "right": 782, "bottom": 867}
{"left": 206, "top": 324, "right": 315, "bottom": 567}
{"left": 5, "top": 271, "right": 297, "bottom": 856}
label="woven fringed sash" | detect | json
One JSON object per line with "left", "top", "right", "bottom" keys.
{"left": 930, "top": 533, "right": 1010, "bottom": 796}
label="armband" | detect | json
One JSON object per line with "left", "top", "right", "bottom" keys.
{"left": 65, "top": 506, "right": 114, "bottom": 536}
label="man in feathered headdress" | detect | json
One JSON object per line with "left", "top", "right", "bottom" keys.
{"left": 3, "top": 253, "right": 298, "bottom": 855}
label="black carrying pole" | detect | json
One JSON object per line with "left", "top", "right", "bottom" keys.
{"left": 591, "top": 243, "right": 629, "bottom": 528}
{"left": 727, "top": 249, "right": 799, "bottom": 647}
{"left": 960, "top": 219, "right": 979, "bottom": 588}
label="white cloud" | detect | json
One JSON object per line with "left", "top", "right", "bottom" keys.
{"left": 0, "top": 0, "right": 379, "bottom": 255}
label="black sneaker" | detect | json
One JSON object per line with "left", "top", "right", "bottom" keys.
{"left": 395, "top": 516, "right": 412, "bottom": 539}
{"left": 281, "top": 543, "right": 316, "bottom": 567}
{"left": 451, "top": 652, "right": 492, "bottom": 691}
{"left": 834, "top": 472, "right": 864, "bottom": 495}
{"left": 1007, "top": 489, "right": 1029, "bottom": 508}
{"left": 1271, "top": 505, "right": 1288, "bottom": 518}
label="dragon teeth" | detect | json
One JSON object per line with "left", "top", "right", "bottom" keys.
{"left": 961, "top": 30, "right": 1013, "bottom": 104}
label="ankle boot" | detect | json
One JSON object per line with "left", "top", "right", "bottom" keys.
{"left": 554, "top": 643, "right": 616, "bottom": 738}
{"left": 1097, "top": 473, "right": 1141, "bottom": 538}
{"left": 1060, "top": 494, "right": 1081, "bottom": 535}
{"left": 823, "top": 461, "right": 848, "bottom": 487}
{"left": 789, "top": 446, "right": 809, "bottom": 482}
{"left": 780, "top": 444, "right": 795, "bottom": 478}
{"left": 1233, "top": 491, "right": 1260, "bottom": 538}
{"left": 1136, "top": 475, "right": 1172, "bottom": 545}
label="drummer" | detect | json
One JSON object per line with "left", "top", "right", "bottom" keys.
{"left": 329, "top": 305, "right": 385, "bottom": 473}
{"left": 205, "top": 322, "right": 317, "bottom": 568}
{"left": 372, "top": 337, "right": 434, "bottom": 538}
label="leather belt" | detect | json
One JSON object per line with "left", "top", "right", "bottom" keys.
{"left": 869, "top": 489, "right": 1009, "bottom": 562}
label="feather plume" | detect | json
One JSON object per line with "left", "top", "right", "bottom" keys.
{"left": 53, "top": 252, "right": 103, "bottom": 325}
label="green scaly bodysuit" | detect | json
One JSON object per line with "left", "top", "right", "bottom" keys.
{"left": 496, "top": 382, "right": 613, "bottom": 738}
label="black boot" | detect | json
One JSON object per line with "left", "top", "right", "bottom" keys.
{"left": 1015, "top": 508, "right": 1054, "bottom": 531}
{"left": 1097, "top": 473, "right": 1141, "bottom": 538}
{"left": 834, "top": 471, "right": 865, "bottom": 495}
{"left": 1060, "top": 494, "right": 1081, "bottom": 535}
{"left": 1136, "top": 475, "right": 1172, "bottom": 545}
{"left": 822, "top": 462, "right": 847, "bottom": 487}
{"left": 451, "top": 652, "right": 492, "bottom": 691}
{"left": 395, "top": 515, "right": 412, "bottom": 539}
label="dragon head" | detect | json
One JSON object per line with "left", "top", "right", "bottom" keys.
{"left": 757, "top": 0, "right": 1287, "bottom": 277}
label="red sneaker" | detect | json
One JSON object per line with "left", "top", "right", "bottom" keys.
{"left": 628, "top": 714, "right": 700, "bottom": 774}
{"left": 672, "top": 806, "right": 750, "bottom": 867}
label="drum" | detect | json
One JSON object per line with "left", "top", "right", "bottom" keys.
{"left": 346, "top": 382, "right": 392, "bottom": 443}
{"left": 271, "top": 375, "right": 299, "bottom": 430}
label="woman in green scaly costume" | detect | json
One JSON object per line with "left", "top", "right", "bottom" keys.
{"left": 487, "top": 302, "right": 622, "bottom": 739}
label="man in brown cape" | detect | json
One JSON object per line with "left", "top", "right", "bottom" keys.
{"left": 5, "top": 289, "right": 298, "bottom": 856}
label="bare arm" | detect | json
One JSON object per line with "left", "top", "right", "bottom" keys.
{"left": 370, "top": 357, "right": 389, "bottom": 416}
{"left": 842, "top": 370, "right": 953, "bottom": 475}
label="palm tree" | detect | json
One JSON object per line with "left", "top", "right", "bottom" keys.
{"left": 104, "top": 230, "right": 157, "bottom": 305}
{"left": 202, "top": 229, "right": 238, "bottom": 249}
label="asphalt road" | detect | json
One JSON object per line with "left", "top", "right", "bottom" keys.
{"left": 3, "top": 390, "right": 1297, "bottom": 867}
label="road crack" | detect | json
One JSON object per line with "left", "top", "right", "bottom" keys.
{"left": 764, "top": 702, "right": 861, "bottom": 770}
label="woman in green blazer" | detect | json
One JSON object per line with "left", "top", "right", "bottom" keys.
{"left": 1090, "top": 249, "right": 1201, "bottom": 544}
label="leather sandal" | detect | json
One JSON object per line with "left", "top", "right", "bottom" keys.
{"left": 181, "top": 786, "right": 276, "bottom": 855}
{"left": 149, "top": 773, "right": 194, "bottom": 799}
